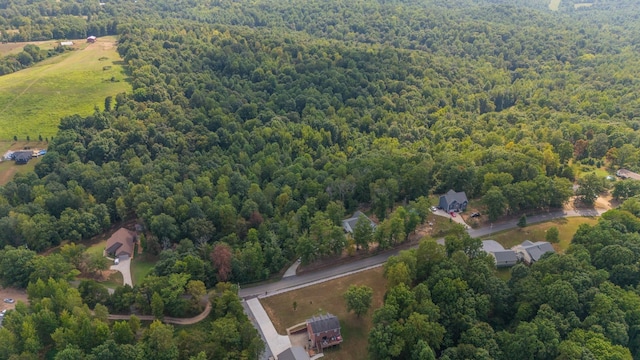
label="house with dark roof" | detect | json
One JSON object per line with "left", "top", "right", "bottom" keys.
{"left": 481, "top": 240, "right": 518, "bottom": 267}
{"left": 438, "top": 189, "right": 468, "bottom": 212}
{"left": 306, "top": 313, "right": 342, "bottom": 352}
{"left": 342, "top": 211, "right": 376, "bottom": 234}
{"left": 513, "top": 240, "right": 555, "bottom": 265}
{"left": 277, "top": 347, "right": 310, "bottom": 360}
{"left": 13, "top": 151, "right": 32, "bottom": 165}
{"left": 105, "top": 228, "right": 137, "bottom": 259}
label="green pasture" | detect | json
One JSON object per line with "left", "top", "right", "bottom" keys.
{"left": 0, "top": 36, "right": 130, "bottom": 140}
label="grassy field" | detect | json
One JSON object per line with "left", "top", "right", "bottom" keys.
{"left": 483, "top": 217, "right": 599, "bottom": 252}
{"left": 131, "top": 256, "right": 156, "bottom": 285}
{"left": 0, "top": 39, "right": 60, "bottom": 56}
{"left": 0, "top": 36, "right": 130, "bottom": 140}
{"left": 261, "top": 267, "right": 387, "bottom": 360}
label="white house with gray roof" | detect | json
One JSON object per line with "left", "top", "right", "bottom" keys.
{"left": 513, "top": 240, "right": 555, "bottom": 265}
{"left": 439, "top": 189, "right": 468, "bottom": 212}
{"left": 481, "top": 240, "right": 518, "bottom": 268}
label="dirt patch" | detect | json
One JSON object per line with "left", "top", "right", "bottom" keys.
{"left": 0, "top": 287, "right": 28, "bottom": 311}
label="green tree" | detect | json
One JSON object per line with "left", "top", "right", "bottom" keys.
{"left": 151, "top": 292, "right": 164, "bottom": 320}
{"left": 517, "top": 215, "right": 527, "bottom": 228}
{"left": 344, "top": 285, "right": 373, "bottom": 317}
{"left": 483, "top": 187, "right": 507, "bottom": 222}
{"left": 353, "top": 214, "right": 373, "bottom": 251}
{"left": 546, "top": 227, "right": 559, "bottom": 243}
{"left": 576, "top": 173, "right": 605, "bottom": 206}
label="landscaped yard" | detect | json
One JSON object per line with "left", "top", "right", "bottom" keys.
{"left": 483, "top": 217, "right": 600, "bottom": 252}
{"left": 261, "top": 267, "right": 387, "bottom": 360}
{"left": 131, "top": 256, "right": 156, "bottom": 285}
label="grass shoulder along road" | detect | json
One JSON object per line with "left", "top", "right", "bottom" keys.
{"left": 483, "top": 216, "right": 599, "bottom": 252}
{"left": 0, "top": 36, "right": 130, "bottom": 140}
{"left": 261, "top": 267, "right": 387, "bottom": 360}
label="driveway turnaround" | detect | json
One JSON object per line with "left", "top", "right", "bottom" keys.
{"left": 110, "top": 257, "right": 132, "bottom": 287}
{"left": 246, "top": 298, "right": 292, "bottom": 357}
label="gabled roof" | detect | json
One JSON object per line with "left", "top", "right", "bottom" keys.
{"left": 105, "top": 228, "right": 136, "bottom": 257}
{"left": 307, "top": 313, "right": 340, "bottom": 334}
{"left": 481, "top": 240, "right": 506, "bottom": 252}
{"left": 617, "top": 169, "right": 640, "bottom": 181}
{"left": 440, "top": 189, "right": 468, "bottom": 205}
{"left": 277, "top": 347, "right": 310, "bottom": 360}
{"left": 342, "top": 211, "right": 376, "bottom": 233}
{"left": 493, "top": 250, "right": 518, "bottom": 264}
{"left": 522, "top": 241, "right": 555, "bottom": 262}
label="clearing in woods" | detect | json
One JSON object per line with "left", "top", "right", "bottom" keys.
{"left": 0, "top": 36, "right": 130, "bottom": 140}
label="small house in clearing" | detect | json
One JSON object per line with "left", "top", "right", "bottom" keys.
{"left": 105, "top": 228, "right": 136, "bottom": 260}
{"left": 87, "top": 36, "right": 97, "bottom": 43}
{"left": 307, "top": 313, "right": 342, "bottom": 353}
{"left": 342, "top": 211, "right": 376, "bottom": 234}
{"left": 481, "top": 240, "right": 518, "bottom": 267}
{"left": 439, "top": 189, "right": 468, "bottom": 212}
{"left": 513, "top": 240, "right": 555, "bottom": 265}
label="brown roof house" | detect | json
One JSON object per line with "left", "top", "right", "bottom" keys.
{"left": 306, "top": 313, "right": 342, "bottom": 352}
{"left": 105, "top": 228, "right": 137, "bottom": 260}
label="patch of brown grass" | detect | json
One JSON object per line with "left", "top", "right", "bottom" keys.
{"left": 261, "top": 267, "right": 387, "bottom": 360}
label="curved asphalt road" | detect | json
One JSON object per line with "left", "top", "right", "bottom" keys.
{"left": 238, "top": 208, "right": 606, "bottom": 299}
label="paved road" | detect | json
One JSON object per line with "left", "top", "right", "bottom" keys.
{"left": 239, "top": 208, "right": 606, "bottom": 299}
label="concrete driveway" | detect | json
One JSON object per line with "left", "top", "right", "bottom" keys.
{"left": 245, "top": 298, "right": 292, "bottom": 357}
{"left": 432, "top": 209, "right": 469, "bottom": 228}
{"left": 110, "top": 257, "right": 132, "bottom": 287}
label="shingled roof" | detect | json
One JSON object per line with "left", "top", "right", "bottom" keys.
{"left": 342, "top": 211, "right": 376, "bottom": 234}
{"left": 105, "top": 228, "right": 136, "bottom": 258}
{"left": 277, "top": 347, "right": 309, "bottom": 360}
{"left": 307, "top": 313, "right": 340, "bottom": 334}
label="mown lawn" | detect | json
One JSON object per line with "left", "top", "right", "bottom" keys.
{"left": 0, "top": 36, "right": 130, "bottom": 140}
{"left": 101, "top": 271, "right": 124, "bottom": 288}
{"left": 483, "top": 217, "right": 600, "bottom": 252}
{"left": 261, "top": 267, "right": 387, "bottom": 360}
{"left": 131, "top": 256, "right": 156, "bottom": 285}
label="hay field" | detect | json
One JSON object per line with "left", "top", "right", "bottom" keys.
{"left": 0, "top": 36, "right": 130, "bottom": 140}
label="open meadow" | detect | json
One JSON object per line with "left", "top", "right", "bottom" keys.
{"left": 261, "top": 267, "right": 387, "bottom": 360}
{"left": 0, "top": 36, "right": 130, "bottom": 140}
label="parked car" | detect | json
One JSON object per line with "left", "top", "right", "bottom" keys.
{"left": 3, "top": 298, "right": 14, "bottom": 304}
{"left": 450, "top": 211, "right": 456, "bottom": 217}
{"left": 430, "top": 206, "right": 438, "bottom": 212}
{"left": 114, "top": 258, "right": 120, "bottom": 265}
{"left": 470, "top": 212, "right": 481, "bottom": 218}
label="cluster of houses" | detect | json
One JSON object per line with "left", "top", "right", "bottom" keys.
{"left": 482, "top": 239, "right": 555, "bottom": 267}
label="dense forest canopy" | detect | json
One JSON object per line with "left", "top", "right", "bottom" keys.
{"left": 2, "top": 0, "right": 640, "bottom": 358}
